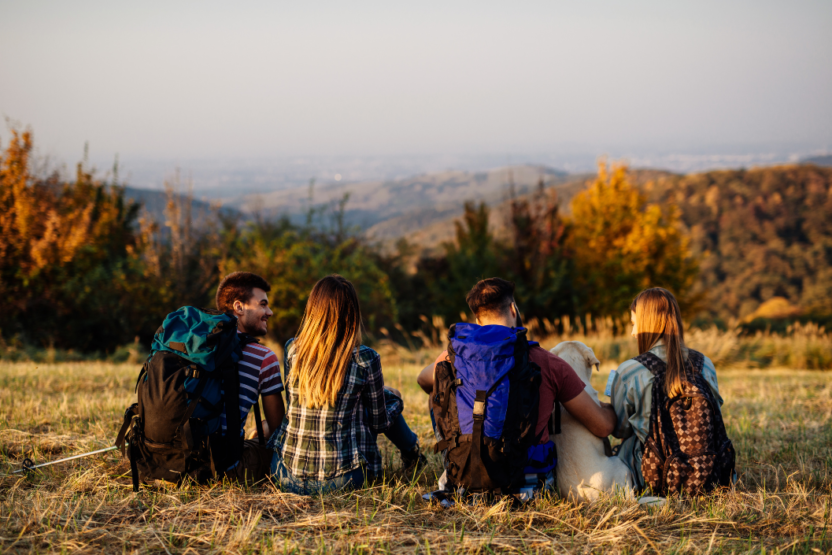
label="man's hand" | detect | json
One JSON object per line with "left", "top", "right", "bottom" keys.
{"left": 562, "top": 391, "right": 617, "bottom": 438}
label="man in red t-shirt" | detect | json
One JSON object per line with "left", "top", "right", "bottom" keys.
{"left": 417, "top": 278, "right": 616, "bottom": 444}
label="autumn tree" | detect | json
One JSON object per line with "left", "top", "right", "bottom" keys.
{"left": 505, "top": 179, "right": 573, "bottom": 320}
{"left": 135, "top": 173, "right": 229, "bottom": 316}
{"left": 0, "top": 128, "right": 145, "bottom": 349}
{"left": 568, "top": 162, "right": 699, "bottom": 322}
{"left": 414, "top": 201, "right": 502, "bottom": 324}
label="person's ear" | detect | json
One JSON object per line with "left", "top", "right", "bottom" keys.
{"left": 232, "top": 300, "right": 244, "bottom": 315}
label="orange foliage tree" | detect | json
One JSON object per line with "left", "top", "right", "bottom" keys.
{"left": 0, "top": 129, "right": 146, "bottom": 350}
{"left": 568, "top": 162, "right": 700, "bottom": 322}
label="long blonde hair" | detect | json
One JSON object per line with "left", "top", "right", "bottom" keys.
{"left": 290, "top": 275, "right": 363, "bottom": 409}
{"left": 630, "top": 288, "right": 689, "bottom": 398}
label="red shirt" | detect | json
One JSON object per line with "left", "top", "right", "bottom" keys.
{"left": 433, "top": 345, "right": 585, "bottom": 443}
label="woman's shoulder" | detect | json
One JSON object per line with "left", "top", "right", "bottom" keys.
{"left": 687, "top": 348, "right": 718, "bottom": 375}
{"left": 615, "top": 357, "right": 653, "bottom": 381}
{"left": 699, "top": 353, "right": 720, "bottom": 383}
{"left": 354, "top": 345, "right": 380, "bottom": 367}
{"left": 694, "top": 350, "right": 717, "bottom": 370}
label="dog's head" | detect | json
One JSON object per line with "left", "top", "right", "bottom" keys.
{"left": 550, "top": 341, "right": 600, "bottom": 386}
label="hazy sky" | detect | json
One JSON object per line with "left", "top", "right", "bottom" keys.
{"left": 2, "top": 0, "right": 831, "bottom": 164}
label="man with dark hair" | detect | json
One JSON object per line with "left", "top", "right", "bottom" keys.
{"left": 417, "top": 277, "right": 616, "bottom": 461}
{"left": 215, "top": 271, "right": 285, "bottom": 483}
{"left": 464, "top": 277, "right": 517, "bottom": 321}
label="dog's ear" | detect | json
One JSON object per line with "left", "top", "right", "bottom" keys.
{"left": 582, "top": 345, "right": 600, "bottom": 370}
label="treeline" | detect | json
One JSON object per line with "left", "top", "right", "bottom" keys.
{"left": 2, "top": 128, "right": 829, "bottom": 354}
{"left": 644, "top": 164, "right": 832, "bottom": 328}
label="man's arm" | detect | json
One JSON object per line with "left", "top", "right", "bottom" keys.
{"left": 417, "top": 362, "right": 434, "bottom": 394}
{"left": 261, "top": 393, "right": 285, "bottom": 437}
{"left": 562, "top": 390, "right": 617, "bottom": 438}
{"left": 251, "top": 344, "right": 285, "bottom": 439}
{"left": 418, "top": 351, "right": 449, "bottom": 394}
{"left": 247, "top": 394, "right": 284, "bottom": 440}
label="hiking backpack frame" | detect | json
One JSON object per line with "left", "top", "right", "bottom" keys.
{"left": 115, "top": 307, "right": 265, "bottom": 492}
{"left": 431, "top": 323, "right": 553, "bottom": 495}
{"left": 637, "top": 349, "right": 736, "bottom": 496}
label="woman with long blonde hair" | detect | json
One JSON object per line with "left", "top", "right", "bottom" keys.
{"left": 606, "top": 287, "right": 728, "bottom": 492}
{"left": 270, "top": 275, "right": 424, "bottom": 494}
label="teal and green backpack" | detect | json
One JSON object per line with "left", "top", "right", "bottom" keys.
{"left": 115, "top": 307, "right": 263, "bottom": 491}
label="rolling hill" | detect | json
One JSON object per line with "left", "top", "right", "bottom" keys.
{"left": 228, "top": 164, "right": 570, "bottom": 233}
{"left": 121, "top": 186, "right": 243, "bottom": 227}
{"left": 372, "top": 168, "right": 675, "bottom": 253}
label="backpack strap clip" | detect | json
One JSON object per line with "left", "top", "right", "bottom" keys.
{"left": 473, "top": 393, "right": 487, "bottom": 420}
{"left": 433, "top": 434, "right": 459, "bottom": 453}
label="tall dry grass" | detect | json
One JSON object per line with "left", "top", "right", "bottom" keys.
{"left": 378, "top": 315, "right": 832, "bottom": 371}
{"left": 1, "top": 361, "right": 830, "bottom": 553}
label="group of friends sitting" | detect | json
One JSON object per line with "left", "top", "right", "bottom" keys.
{"left": 189, "top": 271, "right": 734, "bottom": 501}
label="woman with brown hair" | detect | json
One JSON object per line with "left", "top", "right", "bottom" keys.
{"left": 607, "top": 287, "right": 728, "bottom": 492}
{"left": 270, "top": 275, "right": 424, "bottom": 494}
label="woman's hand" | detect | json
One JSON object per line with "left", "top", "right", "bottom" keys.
{"left": 384, "top": 386, "right": 402, "bottom": 398}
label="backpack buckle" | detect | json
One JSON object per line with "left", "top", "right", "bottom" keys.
{"left": 473, "top": 400, "right": 486, "bottom": 418}
{"left": 473, "top": 389, "right": 487, "bottom": 419}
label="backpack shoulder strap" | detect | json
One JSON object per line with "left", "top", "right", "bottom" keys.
{"left": 239, "top": 336, "right": 266, "bottom": 446}
{"left": 238, "top": 333, "right": 259, "bottom": 347}
{"left": 548, "top": 401, "right": 561, "bottom": 436}
{"left": 634, "top": 351, "right": 666, "bottom": 377}
{"left": 686, "top": 349, "right": 706, "bottom": 373}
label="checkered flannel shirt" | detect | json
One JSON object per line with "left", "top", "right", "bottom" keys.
{"left": 275, "top": 339, "right": 392, "bottom": 481}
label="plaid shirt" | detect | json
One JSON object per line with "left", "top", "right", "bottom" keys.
{"left": 275, "top": 339, "right": 393, "bottom": 481}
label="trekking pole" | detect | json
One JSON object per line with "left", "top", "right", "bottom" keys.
{"left": 6, "top": 446, "right": 119, "bottom": 475}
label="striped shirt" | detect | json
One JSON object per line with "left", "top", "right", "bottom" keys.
{"left": 220, "top": 337, "right": 284, "bottom": 437}
{"left": 608, "top": 342, "right": 723, "bottom": 488}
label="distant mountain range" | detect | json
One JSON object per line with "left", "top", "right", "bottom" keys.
{"left": 120, "top": 165, "right": 678, "bottom": 251}
{"left": 227, "top": 164, "right": 570, "bottom": 234}
{"left": 802, "top": 155, "right": 832, "bottom": 167}
{"left": 121, "top": 186, "right": 243, "bottom": 227}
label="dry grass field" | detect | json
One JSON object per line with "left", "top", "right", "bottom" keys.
{"left": 1, "top": 358, "right": 830, "bottom": 554}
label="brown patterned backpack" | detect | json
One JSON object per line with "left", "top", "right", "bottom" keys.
{"left": 637, "top": 350, "right": 736, "bottom": 495}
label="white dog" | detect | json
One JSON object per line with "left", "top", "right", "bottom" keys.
{"left": 550, "top": 341, "right": 633, "bottom": 502}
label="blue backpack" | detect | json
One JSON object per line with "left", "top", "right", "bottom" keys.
{"left": 115, "top": 307, "right": 263, "bottom": 491}
{"left": 430, "top": 323, "right": 558, "bottom": 494}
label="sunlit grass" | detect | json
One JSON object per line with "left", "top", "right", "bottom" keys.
{"left": 1, "top": 360, "right": 831, "bottom": 553}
